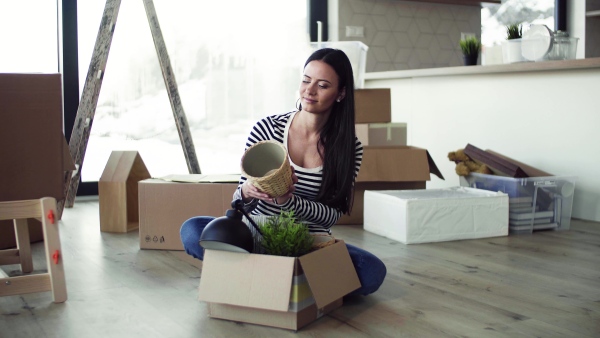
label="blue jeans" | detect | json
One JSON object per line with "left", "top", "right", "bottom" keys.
{"left": 180, "top": 216, "right": 386, "bottom": 296}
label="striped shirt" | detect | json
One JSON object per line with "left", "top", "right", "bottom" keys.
{"left": 233, "top": 111, "right": 363, "bottom": 236}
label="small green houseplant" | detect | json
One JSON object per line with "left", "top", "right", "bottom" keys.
{"left": 506, "top": 23, "right": 523, "bottom": 40}
{"left": 258, "top": 211, "right": 314, "bottom": 257}
{"left": 503, "top": 23, "right": 524, "bottom": 63}
{"left": 459, "top": 36, "right": 481, "bottom": 66}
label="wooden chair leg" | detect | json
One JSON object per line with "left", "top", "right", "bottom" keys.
{"left": 39, "top": 198, "right": 67, "bottom": 303}
{"left": 0, "top": 197, "right": 67, "bottom": 303}
{"left": 14, "top": 218, "right": 34, "bottom": 273}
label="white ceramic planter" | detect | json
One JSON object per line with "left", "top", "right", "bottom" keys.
{"left": 502, "top": 39, "right": 525, "bottom": 63}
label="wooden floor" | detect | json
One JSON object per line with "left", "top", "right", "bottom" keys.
{"left": 1, "top": 199, "right": 599, "bottom": 337}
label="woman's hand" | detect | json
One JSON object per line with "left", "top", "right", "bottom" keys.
{"left": 241, "top": 180, "right": 270, "bottom": 203}
{"left": 273, "top": 167, "right": 298, "bottom": 205}
{"left": 241, "top": 167, "right": 298, "bottom": 204}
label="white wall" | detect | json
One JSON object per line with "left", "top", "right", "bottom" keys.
{"left": 335, "top": 0, "right": 482, "bottom": 71}
{"left": 365, "top": 68, "right": 600, "bottom": 222}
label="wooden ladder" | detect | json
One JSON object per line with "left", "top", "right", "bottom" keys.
{"left": 60, "top": 0, "right": 200, "bottom": 216}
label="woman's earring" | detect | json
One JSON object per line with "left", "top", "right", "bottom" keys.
{"left": 296, "top": 98, "right": 302, "bottom": 110}
{"left": 337, "top": 98, "right": 341, "bottom": 102}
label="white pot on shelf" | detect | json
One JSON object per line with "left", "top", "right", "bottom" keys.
{"left": 502, "top": 39, "right": 525, "bottom": 63}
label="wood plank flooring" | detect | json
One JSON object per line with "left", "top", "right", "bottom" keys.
{"left": 1, "top": 199, "right": 599, "bottom": 337}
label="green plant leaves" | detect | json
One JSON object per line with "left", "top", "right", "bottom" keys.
{"left": 459, "top": 36, "right": 481, "bottom": 56}
{"left": 506, "top": 23, "right": 523, "bottom": 40}
{"left": 258, "top": 211, "right": 314, "bottom": 257}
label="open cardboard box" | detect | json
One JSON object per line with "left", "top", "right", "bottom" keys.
{"left": 338, "top": 146, "right": 444, "bottom": 225}
{"left": 198, "top": 240, "right": 360, "bottom": 331}
{"left": 0, "top": 73, "right": 75, "bottom": 249}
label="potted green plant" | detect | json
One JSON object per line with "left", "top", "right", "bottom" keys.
{"left": 506, "top": 23, "right": 523, "bottom": 40}
{"left": 258, "top": 211, "right": 314, "bottom": 257}
{"left": 502, "top": 23, "right": 524, "bottom": 63}
{"left": 459, "top": 36, "right": 481, "bottom": 66}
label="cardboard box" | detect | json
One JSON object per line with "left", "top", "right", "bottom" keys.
{"left": 138, "top": 175, "right": 239, "bottom": 250}
{"left": 354, "top": 88, "right": 391, "bottom": 123}
{"left": 0, "top": 73, "right": 75, "bottom": 249}
{"left": 0, "top": 139, "right": 74, "bottom": 249}
{"left": 364, "top": 187, "right": 509, "bottom": 244}
{"left": 0, "top": 219, "right": 45, "bottom": 250}
{"left": 355, "top": 123, "right": 407, "bottom": 146}
{"left": 198, "top": 240, "right": 361, "bottom": 331}
{"left": 338, "top": 146, "right": 444, "bottom": 225}
{"left": 0, "top": 73, "right": 74, "bottom": 202}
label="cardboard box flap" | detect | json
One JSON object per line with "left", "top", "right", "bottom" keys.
{"left": 160, "top": 174, "right": 240, "bottom": 183}
{"left": 298, "top": 240, "right": 361, "bottom": 308}
{"left": 357, "top": 146, "right": 444, "bottom": 182}
{"left": 485, "top": 150, "right": 552, "bottom": 177}
{"left": 62, "top": 136, "right": 76, "bottom": 171}
{"left": 426, "top": 150, "right": 444, "bottom": 180}
{"left": 199, "top": 250, "right": 295, "bottom": 312}
{"left": 464, "top": 144, "right": 528, "bottom": 178}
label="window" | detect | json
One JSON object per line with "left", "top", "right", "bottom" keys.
{"left": 0, "top": 1, "right": 59, "bottom": 73}
{"left": 77, "top": 1, "right": 310, "bottom": 181}
{"left": 481, "top": 0, "right": 555, "bottom": 47}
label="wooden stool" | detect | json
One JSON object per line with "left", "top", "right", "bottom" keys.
{"left": 0, "top": 197, "right": 67, "bottom": 303}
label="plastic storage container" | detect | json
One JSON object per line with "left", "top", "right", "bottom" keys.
{"left": 310, "top": 41, "right": 368, "bottom": 88}
{"left": 460, "top": 173, "right": 577, "bottom": 234}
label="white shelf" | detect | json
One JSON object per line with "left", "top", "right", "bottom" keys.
{"left": 365, "top": 58, "right": 600, "bottom": 80}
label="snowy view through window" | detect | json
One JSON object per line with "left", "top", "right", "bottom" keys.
{"left": 79, "top": 0, "right": 311, "bottom": 181}
{"left": 481, "top": 0, "right": 554, "bottom": 47}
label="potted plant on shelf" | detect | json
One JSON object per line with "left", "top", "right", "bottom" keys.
{"left": 459, "top": 36, "right": 481, "bottom": 66}
{"left": 502, "top": 23, "right": 524, "bottom": 63}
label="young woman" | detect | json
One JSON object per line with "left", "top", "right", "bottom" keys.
{"left": 180, "top": 48, "right": 386, "bottom": 296}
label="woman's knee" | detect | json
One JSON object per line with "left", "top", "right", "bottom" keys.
{"left": 180, "top": 216, "right": 214, "bottom": 260}
{"left": 346, "top": 244, "right": 387, "bottom": 295}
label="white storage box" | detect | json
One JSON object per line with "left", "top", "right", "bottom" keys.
{"left": 460, "top": 173, "right": 576, "bottom": 233}
{"left": 364, "top": 187, "right": 508, "bottom": 244}
{"left": 310, "top": 41, "right": 368, "bottom": 88}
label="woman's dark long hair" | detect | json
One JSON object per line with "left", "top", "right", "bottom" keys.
{"left": 299, "top": 48, "right": 356, "bottom": 214}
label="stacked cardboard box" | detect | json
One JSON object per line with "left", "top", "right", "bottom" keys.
{"left": 355, "top": 123, "right": 407, "bottom": 147}
{"left": 0, "top": 73, "right": 75, "bottom": 249}
{"left": 338, "top": 89, "right": 444, "bottom": 225}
